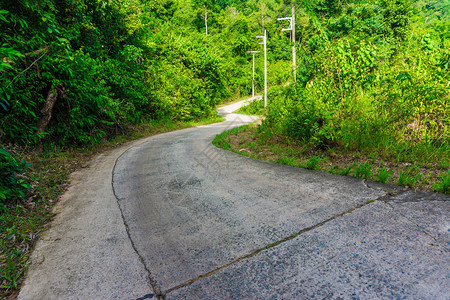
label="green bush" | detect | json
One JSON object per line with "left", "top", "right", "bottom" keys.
{"left": 0, "top": 1, "right": 250, "bottom": 147}
{"left": 264, "top": 86, "right": 336, "bottom": 148}
{"left": 0, "top": 149, "right": 29, "bottom": 210}
{"left": 237, "top": 99, "right": 265, "bottom": 115}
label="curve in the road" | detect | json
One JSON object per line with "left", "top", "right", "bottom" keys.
{"left": 18, "top": 98, "right": 449, "bottom": 300}
{"left": 112, "top": 99, "right": 387, "bottom": 296}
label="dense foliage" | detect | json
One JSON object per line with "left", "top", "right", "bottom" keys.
{"left": 262, "top": 0, "right": 449, "bottom": 165}
{"left": 0, "top": 0, "right": 283, "bottom": 147}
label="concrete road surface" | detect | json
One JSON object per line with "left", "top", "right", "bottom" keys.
{"left": 19, "top": 98, "right": 450, "bottom": 299}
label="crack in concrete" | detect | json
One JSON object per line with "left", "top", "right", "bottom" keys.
{"left": 112, "top": 150, "right": 164, "bottom": 300}
{"left": 161, "top": 189, "right": 405, "bottom": 297}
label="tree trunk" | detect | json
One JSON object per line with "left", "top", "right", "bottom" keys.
{"left": 36, "top": 88, "right": 58, "bottom": 135}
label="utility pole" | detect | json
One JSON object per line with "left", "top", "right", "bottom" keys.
{"left": 292, "top": 6, "right": 296, "bottom": 82}
{"left": 277, "top": 6, "right": 296, "bottom": 82}
{"left": 257, "top": 30, "right": 267, "bottom": 107}
{"left": 247, "top": 50, "right": 260, "bottom": 98}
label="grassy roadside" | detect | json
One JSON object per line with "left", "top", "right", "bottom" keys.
{"left": 0, "top": 114, "right": 225, "bottom": 299}
{"left": 213, "top": 124, "right": 450, "bottom": 194}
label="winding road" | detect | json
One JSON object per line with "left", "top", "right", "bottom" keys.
{"left": 19, "top": 99, "right": 450, "bottom": 299}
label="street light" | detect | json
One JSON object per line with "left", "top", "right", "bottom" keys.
{"left": 256, "top": 30, "right": 267, "bottom": 107}
{"left": 247, "top": 50, "right": 260, "bottom": 98}
{"left": 278, "top": 6, "right": 296, "bottom": 82}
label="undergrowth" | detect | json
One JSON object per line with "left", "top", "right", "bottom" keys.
{"left": 235, "top": 99, "right": 265, "bottom": 115}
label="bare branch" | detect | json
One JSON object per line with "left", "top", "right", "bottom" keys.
{"left": 7, "top": 50, "right": 47, "bottom": 86}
